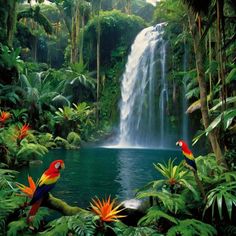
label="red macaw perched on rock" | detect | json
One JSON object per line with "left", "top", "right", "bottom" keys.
{"left": 27, "top": 160, "right": 65, "bottom": 222}
{"left": 176, "top": 140, "right": 206, "bottom": 200}
{"left": 176, "top": 140, "right": 197, "bottom": 171}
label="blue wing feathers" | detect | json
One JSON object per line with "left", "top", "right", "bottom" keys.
{"left": 185, "top": 157, "right": 197, "bottom": 170}
{"left": 30, "top": 184, "right": 55, "bottom": 205}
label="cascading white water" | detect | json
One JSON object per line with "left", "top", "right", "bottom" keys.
{"left": 118, "top": 23, "right": 169, "bottom": 148}
{"left": 159, "top": 41, "right": 167, "bottom": 147}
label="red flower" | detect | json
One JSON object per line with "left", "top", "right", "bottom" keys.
{"left": 17, "top": 124, "right": 30, "bottom": 140}
{"left": 0, "top": 111, "right": 11, "bottom": 123}
{"left": 16, "top": 176, "right": 36, "bottom": 198}
{"left": 90, "top": 196, "right": 126, "bottom": 222}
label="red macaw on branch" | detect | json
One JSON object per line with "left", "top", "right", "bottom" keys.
{"left": 176, "top": 139, "right": 206, "bottom": 200}
{"left": 27, "top": 160, "right": 65, "bottom": 222}
{"left": 176, "top": 139, "right": 197, "bottom": 171}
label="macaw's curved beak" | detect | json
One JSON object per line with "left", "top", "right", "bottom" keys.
{"left": 176, "top": 141, "right": 180, "bottom": 146}
{"left": 61, "top": 163, "right": 65, "bottom": 169}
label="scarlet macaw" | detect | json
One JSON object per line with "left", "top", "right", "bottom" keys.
{"left": 176, "top": 140, "right": 206, "bottom": 200}
{"left": 176, "top": 139, "right": 197, "bottom": 171}
{"left": 28, "top": 159, "right": 65, "bottom": 222}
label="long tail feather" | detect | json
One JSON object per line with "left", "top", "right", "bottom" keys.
{"left": 27, "top": 199, "right": 42, "bottom": 223}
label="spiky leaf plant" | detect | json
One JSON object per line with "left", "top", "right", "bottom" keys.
{"left": 153, "top": 159, "right": 197, "bottom": 196}
{"left": 204, "top": 181, "right": 236, "bottom": 221}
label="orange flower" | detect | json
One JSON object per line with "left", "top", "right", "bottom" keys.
{"left": 16, "top": 176, "right": 36, "bottom": 198}
{"left": 90, "top": 196, "right": 126, "bottom": 222}
{"left": 0, "top": 111, "right": 11, "bottom": 123}
{"left": 17, "top": 124, "right": 30, "bottom": 140}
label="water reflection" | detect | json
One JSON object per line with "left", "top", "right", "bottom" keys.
{"left": 17, "top": 148, "right": 181, "bottom": 208}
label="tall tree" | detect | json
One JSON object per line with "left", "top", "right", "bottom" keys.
{"left": 90, "top": 0, "right": 101, "bottom": 124}
{"left": 184, "top": 1, "right": 227, "bottom": 167}
{"left": 71, "top": 0, "right": 80, "bottom": 63}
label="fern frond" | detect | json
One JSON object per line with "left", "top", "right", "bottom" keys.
{"left": 138, "top": 207, "right": 178, "bottom": 226}
{"left": 113, "top": 221, "right": 161, "bottom": 236}
{"left": 167, "top": 219, "right": 217, "bottom": 236}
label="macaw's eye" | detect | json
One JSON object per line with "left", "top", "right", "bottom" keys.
{"left": 55, "top": 162, "right": 61, "bottom": 169}
{"left": 179, "top": 142, "right": 183, "bottom": 146}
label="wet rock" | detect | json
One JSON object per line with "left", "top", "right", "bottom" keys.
{"left": 121, "top": 199, "right": 147, "bottom": 226}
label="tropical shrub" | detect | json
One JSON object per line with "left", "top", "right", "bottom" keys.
{"left": 54, "top": 102, "right": 95, "bottom": 140}
{"left": 136, "top": 159, "right": 199, "bottom": 212}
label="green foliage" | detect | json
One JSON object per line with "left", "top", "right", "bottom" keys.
{"left": 0, "top": 44, "right": 24, "bottom": 72}
{"left": 153, "top": 159, "right": 197, "bottom": 195}
{"left": 226, "top": 67, "right": 236, "bottom": 84}
{"left": 0, "top": 167, "right": 24, "bottom": 235}
{"left": 137, "top": 190, "right": 186, "bottom": 214}
{"left": 37, "top": 133, "right": 56, "bottom": 149}
{"left": 7, "top": 219, "right": 27, "bottom": 236}
{"left": 41, "top": 211, "right": 97, "bottom": 236}
{"left": 48, "top": 65, "right": 95, "bottom": 104}
{"left": 19, "top": 72, "right": 59, "bottom": 112}
{"left": 137, "top": 159, "right": 199, "bottom": 210}
{"left": 193, "top": 100, "right": 236, "bottom": 145}
{"left": 67, "top": 132, "right": 81, "bottom": 147}
{"left": 17, "top": 139, "right": 48, "bottom": 161}
{"left": 0, "top": 84, "right": 22, "bottom": 105}
{"left": 204, "top": 181, "right": 236, "bottom": 221}
{"left": 138, "top": 207, "right": 178, "bottom": 226}
{"left": 7, "top": 208, "right": 49, "bottom": 236}
{"left": 84, "top": 10, "right": 146, "bottom": 68}
{"left": 54, "top": 102, "right": 95, "bottom": 140}
{"left": 113, "top": 221, "right": 160, "bottom": 236}
{"left": 195, "top": 154, "right": 225, "bottom": 184}
{"left": 166, "top": 219, "right": 217, "bottom": 236}
{"left": 17, "top": 6, "right": 53, "bottom": 34}
{"left": 54, "top": 136, "right": 71, "bottom": 149}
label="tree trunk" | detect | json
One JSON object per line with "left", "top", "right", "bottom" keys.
{"left": 125, "top": 0, "right": 131, "bottom": 15}
{"left": 216, "top": 0, "right": 227, "bottom": 110}
{"left": 96, "top": 1, "right": 101, "bottom": 125}
{"left": 188, "top": 9, "right": 227, "bottom": 167}
{"left": 79, "top": 13, "right": 85, "bottom": 65}
{"left": 71, "top": 1, "right": 80, "bottom": 63}
{"left": 7, "top": 0, "right": 17, "bottom": 47}
{"left": 44, "top": 194, "right": 87, "bottom": 215}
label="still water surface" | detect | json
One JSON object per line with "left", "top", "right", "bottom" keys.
{"left": 17, "top": 147, "right": 182, "bottom": 208}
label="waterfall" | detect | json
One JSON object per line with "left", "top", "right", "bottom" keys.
{"left": 159, "top": 40, "right": 167, "bottom": 147}
{"left": 117, "top": 23, "right": 169, "bottom": 148}
{"left": 182, "top": 45, "right": 189, "bottom": 142}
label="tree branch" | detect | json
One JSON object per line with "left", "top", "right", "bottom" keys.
{"left": 42, "top": 194, "right": 88, "bottom": 216}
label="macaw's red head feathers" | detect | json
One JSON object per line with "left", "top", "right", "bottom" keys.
{"left": 176, "top": 140, "right": 192, "bottom": 154}
{"left": 48, "top": 160, "right": 65, "bottom": 172}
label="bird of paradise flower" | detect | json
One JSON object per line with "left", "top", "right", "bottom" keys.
{"left": 90, "top": 196, "right": 126, "bottom": 222}
{"left": 16, "top": 175, "right": 36, "bottom": 198}
{"left": 0, "top": 111, "right": 11, "bottom": 126}
{"left": 16, "top": 124, "right": 30, "bottom": 140}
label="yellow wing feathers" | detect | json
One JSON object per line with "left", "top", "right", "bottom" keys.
{"left": 37, "top": 173, "right": 60, "bottom": 186}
